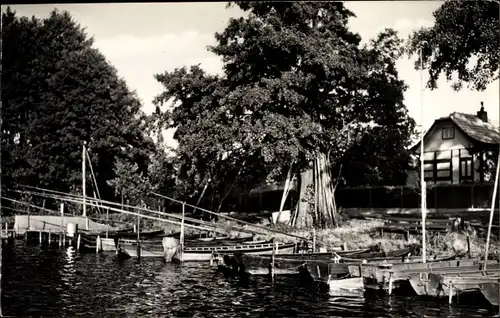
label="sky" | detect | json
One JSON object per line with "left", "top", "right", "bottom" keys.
{"left": 6, "top": 2, "right": 500, "bottom": 147}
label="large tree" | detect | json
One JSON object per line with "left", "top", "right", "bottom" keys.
{"left": 153, "top": 2, "right": 415, "bottom": 228}
{"left": 407, "top": 0, "right": 499, "bottom": 91}
{"left": 1, "top": 8, "right": 156, "bottom": 210}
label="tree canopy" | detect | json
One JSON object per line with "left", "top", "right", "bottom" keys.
{"left": 407, "top": 0, "right": 499, "bottom": 91}
{"left": 152, "top": 1, "right": 416, "bottom": 218}
{"left": 1, "top": 8, "right": 156, "bottom": 209}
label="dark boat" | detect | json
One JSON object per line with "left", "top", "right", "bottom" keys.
{"left": 224, "top": 245, "right": 418, "bottom": 278}
{"left": 479, "top": 282, "right": 500, "bottom": 307}
{"left": 116, "top": 229, "right": 165, "bottom": 239}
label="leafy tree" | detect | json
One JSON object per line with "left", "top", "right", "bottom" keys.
{"left": 153, "top": 2, "right": 416, "bottom": 228}
{"left": 107, "top": 160, "right": 152, "bottom": 207}
{"left": 407, "top": 0, "right": 499, "bottom": 91}
{"left": 1, "top": 8, "right": 155, "bottom": 211}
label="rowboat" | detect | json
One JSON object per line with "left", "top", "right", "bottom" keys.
{"left": 117, "top": 237, "right": 166, "bottom": 258}
{"left": 99, "top": 237, "right": 117, "bottom": 252}
{"left": 114, "top": 229, "right": 165, "bottom": 239}
{"left": 358, "top": 258, "right": 500, "bottom": 295}
{"left": 407, "top": 267, "right": 500, "bottom": 298}
{"left": 226, "top": 245, "right": 418, "bottom": 278}
{"left": 298, "top": 253, "right": 461, "bottom": 294}
{"left": 173, "top": 241, "right": 296, "bottom": 262}
{"left": 479, "top": 282, "right": 500, "bottom": 307}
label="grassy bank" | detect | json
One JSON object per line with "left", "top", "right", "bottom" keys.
{"left": 247, "top": 218, "right": 499, "bottom": 258}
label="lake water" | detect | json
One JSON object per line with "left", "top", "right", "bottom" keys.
{"left": 2, "top": 240, "right": 498, "bottom": 317}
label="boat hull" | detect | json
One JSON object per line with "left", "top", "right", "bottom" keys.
{"left": 328, "top": 277, "right": 365, "bottom": 295}
{"left": 360, "top": 259, "right": 500, "bottom": 294}
{"left": 117, "top": 241, "right": 166, "bottom": 258}
{"left": 479, "top": 282, "right": 500, "bottom": 307}
{"left": 408, "top": 270, "right": 500, "bottom": 297}
{"left": 100, "top": 238, "right": 117, "bottom": 252}
{"left": 174, "top": 242, "right": 295, "bottom": 262}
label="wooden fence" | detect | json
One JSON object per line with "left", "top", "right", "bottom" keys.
{"left": 335, "top": 183, "right": 495, "bottom": 209}
{"left": 167, "top": 183, "right": 496, "bottom": 213}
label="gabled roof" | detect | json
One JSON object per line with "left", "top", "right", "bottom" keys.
{"left": 411, "top": 111, "right": 500, "bottom": 152}
{"left": 449, "top": 112, "right": 500, "bottom": 145}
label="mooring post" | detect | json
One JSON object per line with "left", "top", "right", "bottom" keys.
{"left": 180, "top": 202, "right": 186, "bottom": 264}
{"left": 106, "top": 207, "right": 109, "bottom": 239}
{"left": 39, "top": 231, "right": 42, "bottom": 245}
{"left": 312, "top": 228, "right": 316, "bottom": 253}
{"left": 388, "top": 273, "right": 394, "bottom": 295}
{"left": 448, "top": 283, "right": 453, "bottom": 304}
{"left": 136, "top": 216, "right": 141, "bottom": 260}
{"left": 96, "top": 235, "right": 101, "bottom": 253}
{"left": 270, "top": 238, "right": 276, "bottom": 281}
{"left": 60, "top": 203, "right": 64, "bottom": 248}
{"left": 466, "top": 234, "right": 471, "bottom": 258}
{"left": 77, "top": 233, "right": 81, "bottom": 251}
{"left": 48, "top": 230, "right": 52, "bottom": 246}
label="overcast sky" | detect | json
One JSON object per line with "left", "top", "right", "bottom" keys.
{"left": 7, "top": 2, "right": 500, "bottom": 147}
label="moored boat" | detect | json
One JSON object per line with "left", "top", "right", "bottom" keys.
{"left": 479, "top": 282, "right": 500, "bottom": 307}
{"left": 174, "top": 241, "right": 296, "bottom": 262}
{"left": 116, "top": 238, "right": 166, "bottom": 259}
{"left": 407, "top": 268, "right": 500, "bottom": 298}
{"left": 226, "top": 245, "right": 418, "bottom": 278}
{"left": 358, "top": 258, "right": 500, "bottom": 295}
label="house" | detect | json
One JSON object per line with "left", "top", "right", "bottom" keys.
{"left": 411, "top": 102, "right": 500, "bottom": 185}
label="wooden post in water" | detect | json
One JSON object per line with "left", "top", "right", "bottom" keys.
{"left": 39, "top": 230, "right": 42, "bottom": 245}
{"left": 96, "top": 235, "right": 101, "bottom": 253}
{"left": 136, "top": 216, "right": 141, "bottom": 260}
{"left": 106, "top": 207, "right": 109, "bottom": 239}
{"left": 270, "top": 238, "right": 276, "bottom": 281}
{"left": 312, "top": 228, "right": 316, "bottom": 253}
{"left": 448, "top": 283, "right": 453, "bottom": 304}
{"left": 60, "top": 203, "right": 64, "bottom": 248}
{"left": 48, "top": 229, "right": 52, "bottom": 246}
{"left": 77, "top": 234, "right": 81, "bottom": 251}
{"left": 180, "top": 202, "right": 185, "bottom": 264}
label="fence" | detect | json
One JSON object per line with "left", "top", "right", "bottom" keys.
{"left": 159, "top": 183, "right": 496, "bottom": 213}
{"left": 335, "top": 183, "right": 495, "bottom": 209}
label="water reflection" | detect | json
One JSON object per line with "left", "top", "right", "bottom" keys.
{"left": 2, "top": 240, "right": 498, "bottom": 317}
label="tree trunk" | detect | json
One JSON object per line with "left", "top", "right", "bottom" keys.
{"left": 295, "top": 163, "right": 314, "bottom": 228}
{"left": 315, "top": 152, "right": 337, "bottom": 228}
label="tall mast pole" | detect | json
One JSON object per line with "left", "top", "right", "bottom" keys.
{"left": 82, "top": 141, "right": 87, "bottom": 217}
{"left": 420, "top": 45, "right": 427, "bottom": 263}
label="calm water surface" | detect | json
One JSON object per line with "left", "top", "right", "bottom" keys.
{"left": 2, "top": 240, "right": 498, "bottom": 317}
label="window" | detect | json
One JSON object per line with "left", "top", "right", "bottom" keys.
{"left": 422, "top": 151, "right": 453, "bottom": 183}
{"left": 442, "top": 127, "right": 455, "bottom": 140}
{"left": 459, "top": 158, "right": 473, "bottom": 183}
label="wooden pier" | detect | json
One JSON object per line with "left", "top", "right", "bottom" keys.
{"left": 24, "top": 229, "right": 74, "bottom": 248}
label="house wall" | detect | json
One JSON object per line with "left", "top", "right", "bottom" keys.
{"left": 414, "top": 120, "right": 482, "bottom": 184}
